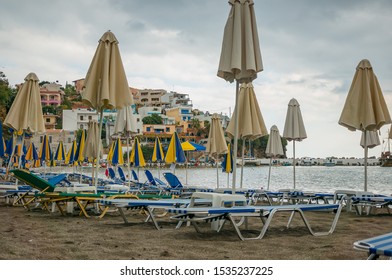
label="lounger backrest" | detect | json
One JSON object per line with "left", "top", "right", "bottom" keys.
{"left": 144, "top": 170, "right": 157, "bottom": 186}
{"left": 131, "top": 170, "right": 139, "bottom": 182}
{"left": 163, "top": 172, "right": 183, "bottom": 189}
{"left": 10, "top": 169, "right": 56, "bottom": 192}
{"left": 107, "top": 168, "right": 116, "bottom": 179}
{"left": 117, "top": 167, "right": 126, "bottom": 181}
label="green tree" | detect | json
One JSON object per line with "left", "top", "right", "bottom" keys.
{"left": 142, "top": 113, "right": 163, "bottom": 124}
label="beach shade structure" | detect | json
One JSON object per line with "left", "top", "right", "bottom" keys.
{"left": 65, "top": 140, "right": 77, "bottom": 166}
{"left": 54, "top": 141, "right": 66, "bottom": 164}
{"left": 75, "top": 129, "right": 86, "bottom": 165}
{"left": 130, "top": 137, "right": 145, "bottom": 178}
{"left": 165, "top": 132, "right": 186, "bottom": 173}
{"left": 181, "top": 141, "right": 206, "bottom": 184}
{"left": 3, "top": 73, "right": 45, "bottom": 174}
{"left": 339, "top": 59, "right": 391, "bottom": 191}
{"left": 38, "top": 135, "right": 52, "bottom": 174}
{"left": 217, "top": 0, "right": 263, "bottom": 192}
{"left": 25, "top": 142, "right": 40, "bottom": 168}
{"left": 360, "top": 130, "right": 380, "bottom": 177}
{"left": 84, "top": 120, "right": 103, "bottom": 185}
{"left": 283, "top": 98, "right": 307, "bottom": 189}
{"left": 226, "top": 82, "right": 268, "bottom": 188}
{"left": 265, "top": 125, "right": 284, "bottom": 190}
{"left": 221, "top": 143, "right": 234, "bottom": 188}
{"left": 111, "top": 138, "right": 124, "bottom": 166}
{"left": 114, "top": 105, "right": 138, "bottom": 185}
{"left": 152, "top": 137, "right": 165, "bottom": 179}
{"left": 206, "top": 113, "right": 228, "bottom": 188}
{"left": 82, "top": 30, "right": 134, "bottom": 189}
{"left": 106, "top": 140, "right": 116, "bottom": 165}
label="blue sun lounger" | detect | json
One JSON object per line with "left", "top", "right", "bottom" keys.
{"left": 351, "top": 196, "right": 392, "bottom": 215}
{"left": 98, "top": 198, "right": 212, "bottom": 229}
{"left": 168, "top": 202, "right": 344, "bottom": 241}
{"left": 353, "top": 232, "right": 392, "bottom": 259}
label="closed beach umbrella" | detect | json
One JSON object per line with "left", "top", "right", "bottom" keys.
{"left": 4, "top": 73, "right": 45, "bottom": 173}
{"left": 206, "top": 113, "right": 228, "bottom": 155}
{"left": 226, "top": 82, "right": 268, "bottom": 187}
{"left": 283, "top": 98, "right": 307, "bottom": 189}
{"left": 75, "top": 129, "right": 86, "bottom": 165}
{"left": 339, "top": 59, "right": 391, "bottom": 191}
{"left": 165, "top": 132, "right": 186, "bottom": 170}
{"left": 152, "top": 137, "right": 165, "bottom": 179}
{"left": 54, "top": 141, "right": 66, "bottom": 163}
{"left": 25, "top": 142, "right": 39, "bottom": 168}
{"left": 221, "top": 143, "right": 234, "bottom": 187}
{"left": 360, "top": 130, "right": 380, "bottom": 149}
{"left": 130, "top": 137, "right": 145, "bottom": 177}
{"left": 111, "top": 138, "right": 124, "bottom": 166}
{"left": 217, "top": 0, "right": 263, "bottom": 191}
{"left": 114, "top": 106, "right": 138, "bottom": 184}
{"left": 226, "top": 83, "right": 267, "bottom": 140}
{"left": 152, "top": 137, "right": 164, "bottom": 162}
{"left": 206, "top": 113, "right": 228, "bottom": 188}
{"left": 65, "top": 140, "right": 77, "bottom": 166}
{"left": 130, "top": 138, "right": 145, "bottom": 167}
{"left": 39, "top": 135, "right": 52, "bottom": 170}
{"left": 82, "top": 30, "right": 133, "bottom": 188}
{"left": 84, "top": 120, "right": 102, "bottom": 185}
{"left": 106, "top": 140, "right": 116, "bottom": 165}
{"left": 265, "top": 125, "right": 284, "bottom": 190}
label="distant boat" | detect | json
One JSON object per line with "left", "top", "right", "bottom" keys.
{"left": 236, "top": 157, "right": 262, "bottom": 166}
{"left": 324, "top": 158, "right": 336, "bottom": 167}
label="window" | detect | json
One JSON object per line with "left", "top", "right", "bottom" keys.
{"left": 46, "top": 118, "right": 50, "bottom": 123}
{"left": 146, "top": 127, "right": 151, "bottom": 132}
{"left": 165, "top": 127, "right": 170, "bottom": 132}
{"left": 88, "top": 116, "right": 92, "bottom": 120}
{"left": 80, "top": 116, "right": 84, "bottom": 121}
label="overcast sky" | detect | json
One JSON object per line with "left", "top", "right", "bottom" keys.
{"left": 1, "top": 0, "right": 392, "bottom": 159}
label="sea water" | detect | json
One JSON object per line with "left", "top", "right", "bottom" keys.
{"left": 143, "top": 165, "right": 392, "bottom": 195}
{"left": 52, "top": 165, "right": 392, "bottom": 195}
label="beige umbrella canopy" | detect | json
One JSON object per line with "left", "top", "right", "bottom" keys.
{"left": 339, "top": 59, "right": 391, "bottom": 191}
{"left": 217, "top": 0, "right": 263, "bottom": 191}
{"left": 339, "top": 59, "right": 391, "bottom": 132}
{"left": 217, "top": 0, "right": 263, "bottom": 83}
{"left": 283, "top": 98, "right": 307, "bottom": 189}
{"left": 226, "top": 82, "right": 268, "bottom": 188}
{"left": 114, "top": 106, "right": 138, "bottom": 186}
{"left": 4, "top": 72, "right": 45, "bottom": 133}
{"left": 4, "top": 72, "right": 45, "bottom": 173}
{"left": 83, "top": 120, "right": 103, "bottom": 186}
{"left": 83, "top": 31, "right": 133, "bottom": 110}
{"left": 206, "top": 113, "right": 228, "bottom": 188}
{"left": 266, "top": 125, "right": 284, "bottom": 190}
{"left": 82, "top": 30, "right": 133, "bottom": 188}
{"left": 360, "top": 130, "right": 380, "bottom": 149}
{"left": 226, "top": 83, "right": 268, "bottom": 140}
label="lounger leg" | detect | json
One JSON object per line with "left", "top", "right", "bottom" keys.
{"left": 118, "top": 208, "right": 129, "bottom": 224}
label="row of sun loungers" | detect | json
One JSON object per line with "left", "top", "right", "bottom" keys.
{"left": 3, "top": 168, "right": 392, "bottom": 258}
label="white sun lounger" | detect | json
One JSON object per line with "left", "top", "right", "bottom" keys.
{"left": 168, "top": 202, "right": 344, "bottom": 241}
{"left": 353, "top": 232, "right": 392, "bottom": 259}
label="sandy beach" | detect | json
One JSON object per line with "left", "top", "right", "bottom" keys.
{"left": 1, "top": 200, "right": 391, "bottom": 260}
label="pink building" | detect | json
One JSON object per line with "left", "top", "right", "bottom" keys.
{"left": 40, "top": 83, "right": 64, "bottom": 107}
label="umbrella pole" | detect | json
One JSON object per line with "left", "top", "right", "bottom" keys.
{"left": 240, "top": 141, "right": 245, "bottom": 188}
{"left": 364, "top": 131, "right": 368, "bottom": 192}
{"left": 268, "top": 157, "right": 272, "bottom": 190}
{"left": 216, "top": 160, "right": 219, "bottom": 189}
{"left": 95, "top": 108, "right": 104, "bottom": 190}
{"left": 293, "top": 140, "right": 296, "bottom": 189}
{"left": 232, "top": 81, "right": 240, "bottom": 193}
{"left": 127, "top": 136, "right": 131, "bottom": 188}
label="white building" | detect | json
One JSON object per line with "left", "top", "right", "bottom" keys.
{"left": 62, "top": 108, "right": 98, "bottom": 131}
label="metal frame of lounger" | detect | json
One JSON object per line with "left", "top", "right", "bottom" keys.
{"left": 351, "top": 196, "right": 392, "bottom": 215}
{"left": 168, "top": 202, "right": 344, "bottom": 241}
{"left": 353, "top": 232, "right": 392, "bottom": 259}
{"left": 98, "top": 198, "right": 212, "bottom": 230}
